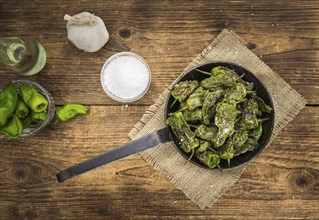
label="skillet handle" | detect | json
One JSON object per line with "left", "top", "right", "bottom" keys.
{"left": 56, "top": 126, "right": 172, "bottom": 183}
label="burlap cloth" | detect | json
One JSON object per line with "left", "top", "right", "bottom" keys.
{"left": 128, "top": 29, "right": 307, "bottom": 209}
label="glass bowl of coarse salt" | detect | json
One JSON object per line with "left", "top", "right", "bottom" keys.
{"left": 100, "top": 52, "right": 151, "bottom": 102}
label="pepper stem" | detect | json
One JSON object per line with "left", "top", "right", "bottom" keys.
{"left": 40, "top": 105, "right": 47, "bottom": 112}
{"left": 170, "top": 99, "right": 177, "bottom": 108}
{"left": 195, "top": 69, "right": 212, "bottom": 76}
{"left": 188, "top": 149, "right": 195, "bottom": 161}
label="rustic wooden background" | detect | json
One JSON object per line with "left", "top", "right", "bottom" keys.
{"left": 0, "top": 0, "right": 318, "bottom": 219}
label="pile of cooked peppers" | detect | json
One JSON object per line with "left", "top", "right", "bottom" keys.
{"left": 166, "top": 66, "right": 273, "bottom": 169}
{"left": 0, "top": 82, "right": 89, "bottom": 139}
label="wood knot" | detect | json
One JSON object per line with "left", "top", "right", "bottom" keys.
{"left": 287, "top": 170, "right": 316, "bottom": 191}
{"left": 119, "top": 27, "right": 132, "bottom": 39}
{"left": 9, "top": 204, "right": 37, "bottom": 219}
{"left": 14, "top": 167, "right": 27, "bottom": 181}
{"left": 5, "top": 162, "right": 42, "bottom": 185}
{"left": 246, "top": 42, "right": 257, "bottom": 50}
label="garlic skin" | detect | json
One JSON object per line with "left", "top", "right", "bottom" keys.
{"left": 64, "top": 12, "right": 109, "bottom": 52}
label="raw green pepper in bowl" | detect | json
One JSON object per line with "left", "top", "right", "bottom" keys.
{"left": 0, "top": 80, "right": 55, "bottom": 139}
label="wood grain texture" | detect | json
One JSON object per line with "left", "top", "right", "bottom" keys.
{"left": 0, "top": 0, "right": 318, "bottom": 219}
{"left": 0, "top": 106, "right": 318, "bottom": 219}
{"left": 0, "top": 0, "right": 318, "bottom": 105}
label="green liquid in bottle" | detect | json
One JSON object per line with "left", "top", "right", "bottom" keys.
{"left": 0, "top": 37, "right": 46, "bottom": 76}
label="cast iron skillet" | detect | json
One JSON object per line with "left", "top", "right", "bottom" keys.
{"left": 56, "top": 62, "right": 274, "bottom": 182}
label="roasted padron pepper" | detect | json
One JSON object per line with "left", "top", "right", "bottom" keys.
{"left": 185, "top": 87, "right": 206, "bottom": 110}
{"left": 166, "top": 112, "right": 199, "bottom": 153}
{"left": 182, "top": 109, "right": 202, "bottom": 122}
{"left": 253, "top": 95, "right": 273, "bottom": 113}
{"left": 195, "top": 150, "right": 221, "bottom": 169}
{"left": 197, "top": 141, "right": 211, "bottom": 153}
{"left": 56, "top": 104, "right": 89, "bottom": 122}
{"left": 0, "top": 115, "right": 23, "bottom": 139}
{"left": 20, "top": 84, "right": 48, "bottom": 112}
{"left": 0, "top": 83, "right": 18, "bottom": 126}
{"left": 226, "top": 82, "right": 247, "bottom": 103}
{"left": 200, "top": 73, "right": 235, "bottom": 90}
{"left": 235, "top": 122, "right": 263, "bottom": 156}
{"left": 213, "top": 102, "right": 238, "bottom": 147}
{"left": 171, "top": 80, "right": 198, "bottom": 103}
{"left": 202, "top": 89, "right": 223, "bottom": 125}
{"left": 241, "top": 98, "right": 260, "bottom": 130}
{"left": 167, "top": 66, "right": 273, "bottom": 169}
{"left": 220, "top": 137, "right": 235, "bottom": 167}
{"left": 195, "top": 124, "right": 218, "bottom": 142}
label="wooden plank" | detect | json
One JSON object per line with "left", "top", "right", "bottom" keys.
{"left": 0, "top": 105, "right": 318, "bottom": 219}
{"left": 0, "top": 0, "right": 318, "bottom": 219}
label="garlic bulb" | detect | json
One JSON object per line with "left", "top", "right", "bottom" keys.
{"left": 64, "top": 12, "right": 109, "bottom": 52}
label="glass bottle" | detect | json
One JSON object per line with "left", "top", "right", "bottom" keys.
{"left": 0, "top": 37, "right": 46, "bottom": 76}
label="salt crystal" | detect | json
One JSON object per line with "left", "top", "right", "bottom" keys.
{"left": 101, "top": 53, "right": 151, "bottom": 102}
{"left": 174, "top": 201, "right": 177, "bottom": 204}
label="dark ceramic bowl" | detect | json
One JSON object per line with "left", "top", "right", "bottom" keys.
{"left": 165, "top": 62, "right": 275, "bottom": 169}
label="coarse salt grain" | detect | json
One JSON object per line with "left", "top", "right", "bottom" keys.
{"left": 101, "top": 53, "right": 151, "bottom": 102}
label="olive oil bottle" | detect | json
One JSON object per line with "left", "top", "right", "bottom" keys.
{"left": 0, "top": 37, "right": 46, "bottom": 75}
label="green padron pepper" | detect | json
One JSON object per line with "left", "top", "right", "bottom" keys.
{"left": 20, "top": 84, "right": 48, "bottom": 113}
{"left": 171, "top": 80, "right": 198, "bottom": 103}
{"left": 213, "top": 102, "right": 238, "bottom": 147}
{"left": 200, "top": 66, "right": 240, "bottom": 90}
{"left": 202, "top": 89, "right": 223, "bottom": 125}
{"left": 15, "top": 97, "right": 29, "bottom": 118}
{"left": 200, "top": 73, "right": 235, "bottom": 90}
{"left": 182, "top": 109, "right": 202, "bottom": 122}
{"left": 253, "top": 95, "right": 273, "bottom": 113}
{"left": 0, "top": 83, "right": 18, "bottom": 126}
{"left": 21, "top": 114, "right": 32, "bottom": 129}
{"left": 220, "top": 137, "right": 235, "bottom": 167}
{"left": 197, "top": 141, "right": 211, "bottom": 153}
{"left": 166, "top": 112, "right": 199, "bottom": 153}
{"left": 56, "top": 104, "right": 89, "bottom": 122}
{"left": 195, "top": 150, "right": 221, "bottom": 169}
{"left": 235, "top": 122, "right": 263, "bottom": 156}
{"left": 195, "top": 124, "right": 218, "bottom": 142}
{"left": 0, "top": 114, "right": 23, "bottom": 139}
{"left": 226, "top": 82, "right": 247, "bottom": 103}
{"left": 241, "top": 98, "right": 260, "bottom": 130}
{"left": 210, "top": 66, "right": 238, "bottom": 77}
{"left": 185, "top": 87, "right": 206, "bottom": 111}
{"left": 31, "top": 111, "right": 47, "bottom": 124}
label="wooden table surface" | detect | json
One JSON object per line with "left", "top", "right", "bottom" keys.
{"left": 1, "top": 0, "right": 318, "bottom": 219}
